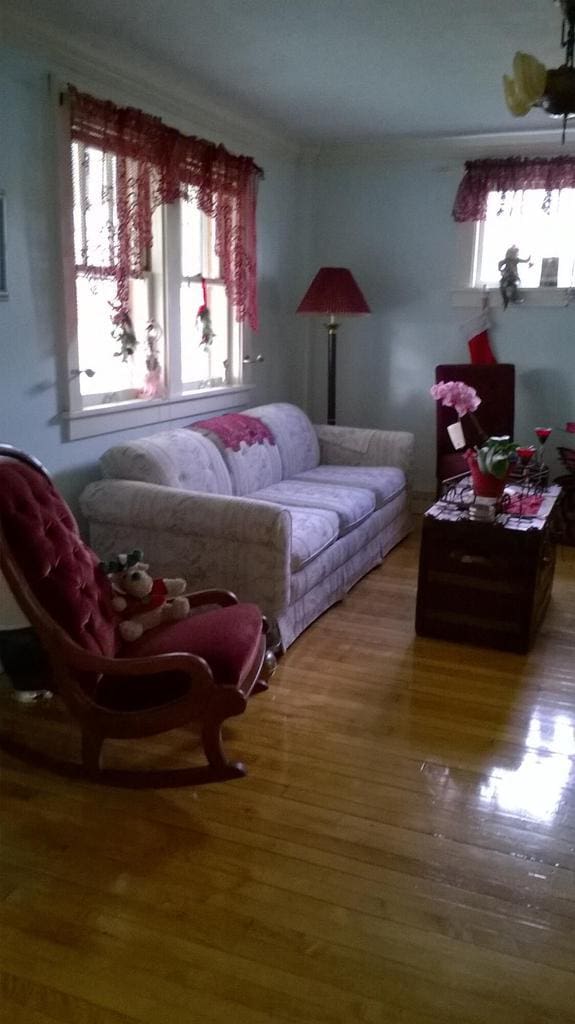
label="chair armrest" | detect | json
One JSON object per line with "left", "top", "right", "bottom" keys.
{"left": 80, "top": 481, "right": 291, "bottom": 617}
{"left": 67, "top": 643, "right": 212, "bottom": 683}
{"left": 314, "top": 424, "right": 415, "bottom": 480}
{"left": 186, "top": 589, "right": 238, "bottom": 608}
{"left": 63, "top": 642, "right": 249, "bottom": 734}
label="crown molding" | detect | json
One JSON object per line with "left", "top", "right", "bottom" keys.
{"left": 3, "top": 4, "right": 302, "bottom": 161}
{"left": 313, "top": 128, "right": 575, "bottom": 164}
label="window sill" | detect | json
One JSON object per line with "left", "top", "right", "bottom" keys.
{"left": 452, "top": 287, "right": 575, "bottom": 309}
{"left": 64, "top": 385, "right": 254, "bottom": 441}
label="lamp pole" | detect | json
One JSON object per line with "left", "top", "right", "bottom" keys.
{"left": 327, "top": 316, "right": 339, "bottom": 426}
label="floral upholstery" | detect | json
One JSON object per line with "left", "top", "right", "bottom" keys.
{"left": 246, "top": 402, "right": 320, "bottom": 477}
{"left": 294, "top": 465, "right": 406, "bottom": 510}
{"left": 81, "top": 403, "right": 415, "bottom": 649}
{"left": 285, "top": 508, "right": 340, "bottom": 572}
{"left": 216, "top": 438, "right": 283, "bottom": 496}
{"left": 250, "top": 480, "right": 375, "bottom": 534}
{"left": 101, "top": 429, "right": 232, "bottom": 494}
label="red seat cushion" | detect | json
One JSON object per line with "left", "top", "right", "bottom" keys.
{"left": 121, "top": 603, "right": 263, "bottom": 687}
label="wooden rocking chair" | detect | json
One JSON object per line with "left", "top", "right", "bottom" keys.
{"left": 0, "top": 445, "right": 274, "bottom": 787}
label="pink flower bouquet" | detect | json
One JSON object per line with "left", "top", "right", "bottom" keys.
{"left": 429, "top": 380, "right": 481, "bottom": 419}
{"left": 430, "top": 380, "right": 482, "bottom": 451}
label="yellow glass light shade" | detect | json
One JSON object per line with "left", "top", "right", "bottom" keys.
{"left": 503, "top": 52, "right": 547, "bottom": 117}
{"left": 503, "top": 74, "right": 532, "bottom": 116}
{"left": 513, "top": 52, "right": 547, "bottom": 104}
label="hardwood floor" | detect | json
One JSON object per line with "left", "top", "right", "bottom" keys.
{"left": 1, "top": 528, "right": 574, "bottom": 1024}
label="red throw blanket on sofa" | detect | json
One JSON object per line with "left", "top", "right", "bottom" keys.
{"left": 190, "top": 413, "right": 275, "bottom": 451}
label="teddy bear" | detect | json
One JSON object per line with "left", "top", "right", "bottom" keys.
{"left": 100, "top": 550, "right": 190, "bottom": 642}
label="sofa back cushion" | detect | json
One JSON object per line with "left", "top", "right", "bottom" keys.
{"left": 191, "top": 413, "right": 282, "bottom": 496}
{"left": 100, "top": 429, "right": 232, "bottom": 495}
{"left": 245, "top": 403, "right": 320, "bottom": 479}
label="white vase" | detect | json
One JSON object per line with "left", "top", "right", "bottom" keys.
{"left": 447, "top": 420, "right": 466, "bottom": 450}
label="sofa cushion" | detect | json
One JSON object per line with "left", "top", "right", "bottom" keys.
{"left": 250, "top": 480, "right": 375, "bottom": 534}
{"left": 288, "top": 507, "right": 340, "bottom": 571}
{"left": 100, "top": 429, "right": 232, "bottom": 494}
{"left": 245, "top": 403, "right": 320, "bottom": 478}
{"left": 218, "top": 439, "right": 283, "bottom": 496}
{"left": 295, "top": 466, "right": 406, "bottom": 509}
{"left": 191, "top": 414, "right": 283, "bottom": 496}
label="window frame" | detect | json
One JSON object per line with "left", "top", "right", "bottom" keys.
{"left": 452, "top": 187, "right": 575, "bottom": 309}
{"left": 57, "top": 89, "right": 252, "bottom": 441}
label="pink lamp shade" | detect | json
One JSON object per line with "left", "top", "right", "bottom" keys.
{"left": 296, "top": 267, "right": 370, "bottom": 315}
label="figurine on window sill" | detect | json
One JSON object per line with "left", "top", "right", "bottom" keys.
{"left": 498, "top": 245, "right": 532, "bottom": 309}
{"left": 112, "top": 312, "right": 138, "bottom": 361}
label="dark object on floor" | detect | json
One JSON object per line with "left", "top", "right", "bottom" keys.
{"left": 0, "top": 626, "right": 52, "bottom": 694}
{"left": 0, "top": 444, "right": 275, "bottom": 787}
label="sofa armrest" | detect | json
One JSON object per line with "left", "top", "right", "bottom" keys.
{"left": 80, "top": 481, "right": 291, "bottom": 617}
{"left": 314, "top": 424, "right": 415, "bottom": 481}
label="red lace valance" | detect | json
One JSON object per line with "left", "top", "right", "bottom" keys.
{"left": 452, "top": 156, "right": 575, "bottom": 222}
{"left": 69, "top": 86, "right": 263, "bottom": 330}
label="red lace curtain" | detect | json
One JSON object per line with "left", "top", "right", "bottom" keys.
{"left": 69, "top": 86, "right": 263, "bottom": 330}
{"left": 452, "top": 156, "right": 575, "bottom": 222}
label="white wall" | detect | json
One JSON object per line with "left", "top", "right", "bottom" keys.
{"left": 0, "top": 45, "right": 301, "bottom": 512}
{"left": 301, "top": 151, "right": 575, "bottom": 493}
{"left": 2, "top": 35, "right": 573, "bottom": 508}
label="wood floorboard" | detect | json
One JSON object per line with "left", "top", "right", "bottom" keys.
{"left": 1, "top": 528, "right": 574, "bottom": 1022}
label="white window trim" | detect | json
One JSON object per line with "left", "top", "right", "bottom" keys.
{"left": 55, "top": 80, "right": 254, "bottom": 440}
{"left": 64, "top": 385, "right": 253, "bottom": 441}
{"left": 452, "top": 286, "right": 575, "bottom": 308}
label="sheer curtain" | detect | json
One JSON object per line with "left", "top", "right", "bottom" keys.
{"left": 68, "top": 86, "right": 263, "bottom": 331}
{"left": 452, "top": 156, "right": 575, "bottom": 222}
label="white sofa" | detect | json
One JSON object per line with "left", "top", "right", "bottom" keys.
{"left": 80, "top": 403, "right": 414, "bottom": 649}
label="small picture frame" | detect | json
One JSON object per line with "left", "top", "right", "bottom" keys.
{"left": 0, "top": 192, "right": 7, "bottom": 300}
{"left": 540, "top": 257, "right": 558, "bottom": 288}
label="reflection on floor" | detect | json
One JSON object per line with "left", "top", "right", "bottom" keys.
{"left": 0, "top": 529, "right": 574, "bottom": 1024}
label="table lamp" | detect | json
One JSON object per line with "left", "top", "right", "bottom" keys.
{"left": 296, "top": 267, "right": 370, "bottom": 425}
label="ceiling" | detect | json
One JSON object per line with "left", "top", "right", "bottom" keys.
{"left": 14, "top": 0, "right": 571, "bottom": 141}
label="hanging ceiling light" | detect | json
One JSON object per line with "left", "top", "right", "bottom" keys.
{"left": 503, "top": 0, "right": 575, "bottom": 142}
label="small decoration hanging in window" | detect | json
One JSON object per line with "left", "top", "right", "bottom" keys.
{"left": 139, "top": 319, "right": 166, "bottom": 399}
{"left": 196, "top": 277, "right": 215, "bottom": 348}
{"left": 112, "top": 312, "right": 138, "bottom": 361}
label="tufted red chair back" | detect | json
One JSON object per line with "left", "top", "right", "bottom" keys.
{"left": 0, "top": 455, "right": 117, "bottom": 658}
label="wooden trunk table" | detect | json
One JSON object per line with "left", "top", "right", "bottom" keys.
{"left": 415, "top": 486, "right": 561, "bottom": 653}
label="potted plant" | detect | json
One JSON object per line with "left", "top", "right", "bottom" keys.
{"left": 465, "top": 436, "right": 518, "bottom": 498}
{"left": 430, "top": 380, "right": 517, "bottom": 499}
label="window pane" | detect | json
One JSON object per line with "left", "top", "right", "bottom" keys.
{"left": 476, "top": 189, "right": 575, "bottom": 288}
{"left": 76, "top": 275, "right": 146, "bottom": 398}
{"left": 181, "top": 194, "right": 221, "bottom": 278}
{"left": 181, "top": 196, "right": 203, "bottom": 278}
{"left": 72, "top": 143, "right": 116, "bottom": 270}
{"left": 180, "top": 280, "right": 228, "bottom": 386}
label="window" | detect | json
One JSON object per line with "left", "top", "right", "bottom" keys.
{"left": 62, "top": 86, "right": 262, "bottom": 436}
{"left": 473, "top": 187, "right": 575, "bottom": 289}
{"left": 451, "top": 155, "right": 575, "bottom": 304}
{"left": 70, "top": 143, "right": 241, "bottom": 410}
